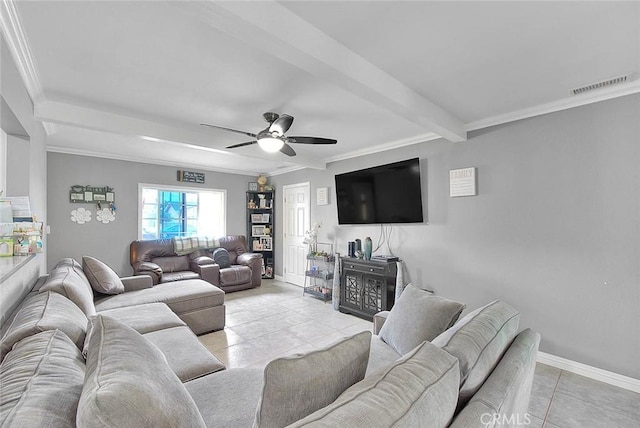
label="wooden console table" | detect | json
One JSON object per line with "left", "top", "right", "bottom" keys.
{"left": 339, "top": 257, "right": 397, "bottom": 321}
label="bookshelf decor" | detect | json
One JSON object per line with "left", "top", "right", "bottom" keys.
{"left": 247, "top": 189, "right": 274, "bottom": 279}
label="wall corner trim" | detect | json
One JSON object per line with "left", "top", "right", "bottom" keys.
{"left": 537, "top": 351, "right": 640, "bottom": 393}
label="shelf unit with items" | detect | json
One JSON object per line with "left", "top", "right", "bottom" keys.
{"left": 0, "top": 222, "right": 44, "bottom": 257}
{"left": 303, "top": 243, "right": 334, "bottom": 302}
{"left": 247, "top": 190, "right": 274, "bottom": 279}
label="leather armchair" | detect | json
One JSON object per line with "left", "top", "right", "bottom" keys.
{"left": 130, "top": 235, "right": 262, "bottom": 292}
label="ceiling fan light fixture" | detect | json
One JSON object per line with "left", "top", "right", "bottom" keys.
{"left": 257, "top": 135, "right": 284, "bottom": 152}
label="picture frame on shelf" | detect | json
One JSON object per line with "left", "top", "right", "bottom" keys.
{"left": 251, "top": 213, "right": 264, "bottom": 223}
{"left": 252, "top": 225, "right": 267, "bottom": 236}
{"left": 248, "top": 182, "right": 258, "bottom": 191}
{"left": 260, "top": 236, "right": 272, "bottom": 250}
{"left": 261, "top": 213, "right": 270, "bottom": 223}
{"left": 253, "top": 239, "right": 263, "bottom": 251}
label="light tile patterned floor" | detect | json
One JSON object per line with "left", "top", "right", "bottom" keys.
{"left": 199, "top": 279, "right": 640, "bottom": 428}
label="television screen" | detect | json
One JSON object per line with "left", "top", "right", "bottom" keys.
{"left": 335, "top": 158, "right": 424, "bottom": 224}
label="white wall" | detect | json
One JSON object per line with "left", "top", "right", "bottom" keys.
{"left": 1, "top": 35, "right": 48, "bottom": 270}
{"left": 271, "top": 94, "right": 640, "bottom": 380}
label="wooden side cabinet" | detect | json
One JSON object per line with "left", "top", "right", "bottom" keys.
{"left": 339, "top": 257, "right": 397, "bottom": 321}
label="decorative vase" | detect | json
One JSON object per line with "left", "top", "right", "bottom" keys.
{"left": 364, "top": 237, "right": 372, "bottom": 260}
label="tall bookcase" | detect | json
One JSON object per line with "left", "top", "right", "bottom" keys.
{"left": 246, "top": 190, "right": 274, "bottom": 279}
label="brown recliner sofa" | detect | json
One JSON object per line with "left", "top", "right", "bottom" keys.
{"left": 130, "top": 235, "right": 262, "bottom": 292}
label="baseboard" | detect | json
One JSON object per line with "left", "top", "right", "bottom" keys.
{"left": 537, "top": 352, "right": 640, "bottom": 393}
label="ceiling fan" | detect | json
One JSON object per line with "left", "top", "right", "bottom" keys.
{"left": 201, "top": 112, "right": 337, "bottom": 157}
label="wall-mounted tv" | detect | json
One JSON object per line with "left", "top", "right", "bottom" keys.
{"left": 335, "top": 158, "right": 424, "bottom": 225}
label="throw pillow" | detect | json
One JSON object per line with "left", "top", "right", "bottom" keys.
{"left": 77, "top": 315, "right": 206, "bottom": 427}
{"left": 378, "top": 284, "right": 465, "bottom": 355}
{"left": 253, "top": 330, "right": 371, "bottom": 428}
{"left": 288, "top": 340, "right": 460, "bottom": 428}
{"left": 212, "top": 248, "right": 231, "bottom": 269}
{"left": 82, "top": 256, "right": 125, "bottom": 295}
{"left": 0, "top": 291, "right": 87, "bottom": 361}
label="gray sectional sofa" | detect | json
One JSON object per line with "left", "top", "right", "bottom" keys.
{"left": 0, "top": 260, "right": 540, "bottom": 427}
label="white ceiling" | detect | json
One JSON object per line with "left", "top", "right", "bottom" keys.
{"left": 2, "top": 1, "right": 639, "bottom": 175}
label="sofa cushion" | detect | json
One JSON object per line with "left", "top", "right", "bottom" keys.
{"left": 153, "top": 255, "right": 190, "bottom": 273}
{"left": 39, "top": 259, "right": 97, "bottom": 317}
{"left": 84, "top": 302, "right": 188, "bottom": 358}
{"left": 254, "top": 331, "right": 371, "bottom": 428}
{"left": 0, "top": 330, "right": 85, "bottom": 427}
{"left": 82, "top": 255, "right": 125, "bottom": 295}
{"left": 143, "top": 326, "right": 225, "bottom": 382}
{"left": 432, "top": 300, "right": 520, "bottom": 410}
{"left": 77, "top": 315, "right": 206, "bottom": 427}
{"left": 0, "top": 291, "right": 87, "bottom": 361}
{"left": 97, "top": 302, "right": 187, "bottom": 333}
{"left": 213, "top": 247, "right": 231, "bottom": 268}
{"left": 161, "top": 270, "right": 201, "bottom": 283}
{"left": 94, "top": 279, "right": 224, "bottom": 314}
{"left": 450, "top": 329, "right": 541, "bottom": 428}
{"left": 186, "top": 368, "right": 264, "bottom": 428}
{"left": 379, "top": 284, "right": 465, "bottom": 355}
{"left": 289, "top": 340, "right": 460, "bottom": 428}
{"left": 220, "top": 265, "right": 252, "bottom": 286}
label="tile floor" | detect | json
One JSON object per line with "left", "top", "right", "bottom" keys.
{"left": 199, "top": 279, "right": 640, "bottom": 428}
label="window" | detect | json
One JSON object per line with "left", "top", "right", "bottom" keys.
{"left": 139, "top": 184, "right": 226, "bottom": 240}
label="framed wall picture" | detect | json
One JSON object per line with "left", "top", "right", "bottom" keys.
{"left": 248, "top": 182, "right": 258, "bottom": 191}
{"left": 316, "top": 187, "right": 329, "bottom": 205}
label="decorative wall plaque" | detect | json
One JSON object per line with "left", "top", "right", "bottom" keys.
{"left": 70, "top": 185, "right": 115, "bottom": 203}
{"left": 177, "top": 170, "right": 205, "bottom": 183}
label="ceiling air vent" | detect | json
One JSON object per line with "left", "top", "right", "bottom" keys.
{"left": 571, "top": 75, "right": 629, "bottom": 95}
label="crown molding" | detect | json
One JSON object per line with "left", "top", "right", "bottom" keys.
{"left": 46, "top": 145, "right": 259, "bottom": 177}
{"left": 465, "top": 80, "right": 640, "bottom": 132}
{"left": 0, "top": 0, "right": 44, "bottom": 103}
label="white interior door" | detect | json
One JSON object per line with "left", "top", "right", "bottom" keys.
{"left": 283, "top": 182, "right": 310, "bottom": 286}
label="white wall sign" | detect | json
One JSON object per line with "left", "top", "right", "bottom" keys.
{"left": 450, "top": 167, "right": 477, "bottom": 197}
{"left": 316, "top": 187, "right": 329, "bottom": 205}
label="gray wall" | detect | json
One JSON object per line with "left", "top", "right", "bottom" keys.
{"left": 271, "top": 94, "right": 640, "bottom": 379}
{"left": 6, "top": 135, "right": 30, "bottom": 196}
{"left": 47, "top": 153, "right": 253, "bottom": 275}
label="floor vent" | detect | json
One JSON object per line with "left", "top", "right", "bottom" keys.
{"left": 571, "top": 75, "right": 629, "bottom": 95}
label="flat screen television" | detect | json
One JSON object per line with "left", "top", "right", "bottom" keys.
{"left": 335, "top": 158, "right": 424, "bottom": 224}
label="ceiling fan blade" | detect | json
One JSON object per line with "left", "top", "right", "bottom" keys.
{"left": 288, "top": 136, "right": 337, "bottom": 145}
{"left": 201, "top": 123, "right": 257, "bottom": 138}
{"left": 279, "top": 143, "right": 296, "bottom": 157}
{"left": 269, "top": 114, "right": 294, "bottom": 135}
{"left": 226, "top": 141, "right": 258, "bottom": 149}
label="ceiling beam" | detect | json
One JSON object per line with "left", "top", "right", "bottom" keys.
{"left": 182, "top": 1, "right": 466, "bottom": 142}
{"left": 34, "top": 99, "right": 327, "bottom": 170}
